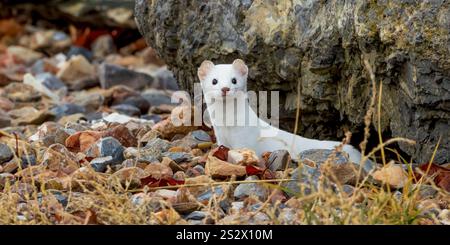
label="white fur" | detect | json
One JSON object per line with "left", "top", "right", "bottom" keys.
{"left": 198, "top": 60, "right": 375, "bottom": 172}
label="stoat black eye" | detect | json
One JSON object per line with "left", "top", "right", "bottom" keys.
{"left": 212, "top": 79, "right": 218, "bottom": 85}
{"left": 231, "top": 78, "right": 237, "bottom": 84}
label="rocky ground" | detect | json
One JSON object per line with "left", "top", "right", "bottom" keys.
{"left": 0, "top": 16, "right": 449, "bottom": 225}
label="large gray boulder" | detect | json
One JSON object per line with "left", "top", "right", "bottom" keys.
{"left": 135, "top": 0, "right": 450, "bottom": 164}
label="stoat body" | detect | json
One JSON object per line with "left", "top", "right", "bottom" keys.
{"left": 197, "top": 59, "right": 374, "bottom": 172}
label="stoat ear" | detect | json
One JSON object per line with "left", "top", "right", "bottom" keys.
{"left": 198, "top": 60, "right": 215, "bottom": 81}
{"left": 232, "top": 59, "right": 248, "bottom": 77}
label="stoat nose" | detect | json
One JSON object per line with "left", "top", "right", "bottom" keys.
{"left": 221, "top": 87, "right": 230, "bottom": 95}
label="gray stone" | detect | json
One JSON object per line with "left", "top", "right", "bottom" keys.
{"left": 233, "top": 176, "right": 269, "bottom": 201}
{"left": 299, "top": 149, "right": 349, "bottom": 167}
{"left": 191, "top": 130, "right": 211, "bottom": 142}
{"left": 69, "top": 76, "right": 99, "bottom": 91}
{"left": 132, "top": 138, "right": 171, "bottom": 162}
{"left": 90, "top": 156, "right": 114, "bottom": 172}
{"left": 111, "top": 104, "right": 141, "bottom": 117}
{"left": 414, "top": 184, "right": 438, "bottom": 199}
{"left": 35, "top": 73, "right": 67, "bottom": 91}
{"left": 172, "top": 130, "right": 213, "bottom": 149}
{"left": 3, "top": 82, "right": 40, "bottom": 102}
{"left": 114, "top": 95, "right": 150, "bottom": 113}
{"left": 131, "top": 193, "right": 163, "bottom": 212}
{"left": 142, "top": 89, "right": 174, "bottom": 107}
{"left": 197, "top": 186, "right": 224, "bottom": 202}
{"left": 151, "top": 68, "right": 179, "bottom": 90}
{"left": 141, "top": 114, "right": 162, "bottom": 123}
{"left": 219, "top": 199, "right": 231, "bottom": 213}
{"left": 67, "top": 46, "right": 93, "bottom": 61}
{"left": 97, "top": 137, "right": 124, "bottom": 165}
{"left": 20, "top": 154, "right": 37, "bottom": 168}
{"left": 193, "top": 165, "right": 205, "bottom": 175}
{"left": 91, "top": 35, "right": 116, "bottom": 59}
{"left": 342, "top": 185, "right": 355, "bottom": 196}
{"left": 30, "top": 59, "right": 55, "bottom": 74}
{"left": 282, "top": 165, "right": 321, "bottom": 197}
{"left": 0, "top": 143, "right": 14, "bottom": 164}
{"left": 135, "top": 0, "right": 450, "bottom": 164}
{"left": 50, "top": 103, "right": 86, "bottom": 120}
{"left": 71, "top": 92, "right": 104, "bottom": 113}
{"left": 161, "top": 152, "right": 192, "bottom": 163}
{"left": 267, "top": 150, "right": 291, "bottom": 171}
{"left": 185, "top": 211, "right": 207, "bottom": 221}
{"left": 249, "top": 203, "right": 263, "bottom": 212}
{"left": 393, "top": 191, "right": 403, "bottom": 202}
{"left": 99, "top": 63, "right": 154, "bottom": 90}
{"left": 37, "top": 191, "right": 68, "bottom": 207}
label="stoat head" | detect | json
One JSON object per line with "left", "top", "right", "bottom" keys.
{"left": 197, "top": 59, "right": 248, "bottom": 100}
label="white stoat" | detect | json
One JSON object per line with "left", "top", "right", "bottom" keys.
{"left": 197, "top": 59, "right": 374, "bottom": 172}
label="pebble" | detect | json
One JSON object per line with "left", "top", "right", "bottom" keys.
{"left": 192, "top": 165, "right": 205, "bottom": 175}
{"left": 267, "top": 150, "right": 291, "bottom": 171}
{"left": 7, "top": 45, "right": 43, "bottom": 64}
{"left": 197, "top": 186, "right": 224, "bottom": 202}
{"left": 372, "top": 162, "right": 408, "bottom": 189}
{"left": 110, "top": 167, "right": 146, "bottom": 186}
{"left": 0, "top": 110, "right": 11, "bottom": 128}
{"left": 185, "top": 211, "right": 207, "bottom": 221}
{"left": 282, "top": 165, "right": 321, "bottom": 197}
{"left": 90, "top": 156, "right": 114, "bottom": 172}
{"left": 36, "top": 73, "right": 66, "bottom": 91}
{"left": 130, "top": 193, "right": 163, "bottom": 212}
{"left": 37, "top": 191, "right": 68, "bottom": 207}
{"left": 278, "top": 208, "right": 297, "bottom": 224}
{"left": 97, "top": 137, "right": 125, "bottom": 165}
{"left": 161, "top": 152, "right": 192, "bottom": 163}
{"left": 91, "top": 35, "right": 116, "bottom": 59}
{"left": 227, "top": 148, "right": 259, "bottom": 165}
{"left": 30, "top": 59, "right": 59, "bottom": 75}
{"left": 3, "top": 82, "right": 41, "bottom": 102}
{"left": 66, "top": 46, "right": 93, "bottom": 61}
{"left": 299, "top": 149, "right": 349, "bottom": 167}
{"left": 155, "top": 189, "right": 178, "bottom": 201}
{"left": 144, "top": 163, "right": 173, "bottom": 179}
{"left": 233, "top": 176, "right": 269, "bottom": 201}
{"left": 111, "top": 104, "right": 141, "bottom": 117}
{"left": 150, "top": 68, "right": 179, "bottom": 90}
{"left": 20, "top": 154, "right": 37, "bottom": 168}
{"left": 71, "top": 92, "right": 105, "bottom": 113}
{"left": 139, "top": 137, "right": 171, "bottom": 161}
{"left": 205, "top": 153, "right": 247, "bottom": 178}
{"left": 141, "top": 114, "right": 162, "bottom": 123}
{"left": 161, "top": 156, "right": 184, "bottom": 172}
{"left": 99, "top": 63, "right": 154, "bottom": 90}
{"left": 57, "top": 55, "right": 96, "bottom": 83}
{"left": 23, "top": 73, "right": 66, "bottom": 101}
{"left": 50, "top": 103, "right": 86, "bottom": 120}
{"left": 29, "top": 30, "right": 70, "bottom": 50}
{"left": 0, "top": 143, "right": 14, "bottom": 164}
{"left": 230, "top": 202, "right": 245, "bottom": 214}
{"left": 414, "top": 184, "right": 438, "bottom": 199}
{"left": 114, "top": 95, "right": 150, "bottom": 114}
{"left": 142, "top": 89, "right": 173, "bottom": 106}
